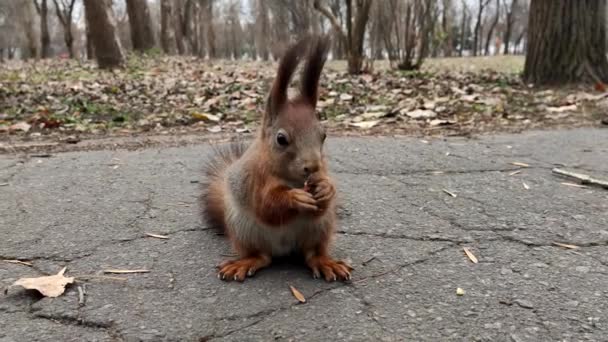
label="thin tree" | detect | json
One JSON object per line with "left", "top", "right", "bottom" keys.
{"left": 313, "top": 0, "right": 373, "bottom": 74}
{"left": 458, "top": 0, "right": 468, "bottom": 56}
{"left": 483, "top": 0, "right": 499, "bottom": 55}
{"left": 52, "top": 0, "right": 77, "bottom": 58}
{"left": 33, "top": 0, "right": 51, "bottom": 58}
{"left": 126, "top": 0, "right": 156, "bottom": 52}
{"left": 502, "top": 0, "right": 517, "bottom": 54}
{"left": 523, "top": 0, "right": 608, "bottom": 84}
{"left": 160, "top": 0, "right": 177, "bottom": 54}
{"left": 83, "top": 0, "right": 125, "bottom": 68}
{"left": 472, "top": 0, "right": 490, "bottom": 56}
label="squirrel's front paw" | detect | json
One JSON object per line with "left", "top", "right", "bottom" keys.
{"left": 308, "top": 176, "right": 335, "bottom": 209}
{"left": 289, "top": 189, "right": 318, "bottom": 212}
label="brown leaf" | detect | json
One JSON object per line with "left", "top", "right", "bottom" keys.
{"left": 8, "top": 267, "right": 74, "bottom": 297}
{"left": 289, "top": 285, "right": 306, "bottom": 303}
{"left": 463, "top": 247, "right": 479, "bottom": 264}
{"left": 145, "top": 233, "right": 169, "bottom": 239}
{"left": 552, "top": 242, "right": 579, "bottom": 249}
{"left": 595, "top": 82, "right": 606, "bottom": 92}
{"left": 103, "top": 269, "right": 150, "bottom": 274}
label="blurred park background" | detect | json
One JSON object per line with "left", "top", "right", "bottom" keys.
{"left": 1, "top": 0, "right": 607, "bottom": 143}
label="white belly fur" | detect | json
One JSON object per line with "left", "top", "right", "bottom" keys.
{"left": 224, "top": 184, "right": 322, "bottom": 256}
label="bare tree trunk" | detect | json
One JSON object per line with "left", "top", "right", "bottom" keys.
{"left": 473, "top": 0, "right": 490, "bottom": 56}
{"left": 459, "top": 0, "right": 467, "bottom": 56}
{"left": 523, "top": 0, "right": 608, "bottom": 84}
{"left": 126, "top": 0, "right": 156, "bottom": 52}
{"left": 86, "top": 22, "right": 94, "bottom": 59}
{"left": 83, "top": 0, "right": 125, "bottom": 68}
{"left": 442, "top": 0, "right": 453, "bottom": 57}
{"left": 205, "top": 0, "right": 216, "bottom": 58}
{"left": 314, "top": 0, "right": 372, "bottom": 74}
{"left": 53, "top": 0, "right": 77, "bottom": 58}
{"left": 255, "top": 0, "right": 270, "bottom": 61}
{"left": 502, "top": 0, "right": 517, "bottom": 54}
{"left": 34, "top": 0, "right": 52, "bottom": 58}
{"left": 484, "top": 0, "right": 500, "bottom": 55}
{"left": 161, "top": 0, "right": 177, "bottom": 54}
{"left": 19, "top": 1, "right": 39, "bottom": 59}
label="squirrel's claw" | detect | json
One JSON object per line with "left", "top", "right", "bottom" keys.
{"left": 307, "top": 256, "right": 352, "bottom": 282}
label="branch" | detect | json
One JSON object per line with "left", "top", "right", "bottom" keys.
{"left": 552, "top": 168, "right": 608, "bottom": 189}
{"left": 33, "top": 0, "right": 41, "bottom": 14}
{"left": 52, "top": 0, "right": 66, "bottom": 26}
{"left": 313, "top": 0, "right": 346, "bottom": 41}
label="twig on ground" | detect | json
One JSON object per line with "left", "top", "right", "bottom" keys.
{"left": 77, "top": 285, "right": 86, "bottom": 306}
{"left": 552, "top": 168, "right": 608, "bottom": 189}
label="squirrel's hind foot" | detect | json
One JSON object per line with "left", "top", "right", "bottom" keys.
{"left": 306, "top": 256, "right": 353, "bottom": 282}
{"left": 218, "top": 255, "right": 271, "bottom": 282}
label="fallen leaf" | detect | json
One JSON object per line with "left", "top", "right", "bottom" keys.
{"left": 289, "top": 285, "right": 306, "bottom": 303}
{"left": 9, "top": 121, "right": 31, "bottom": 132}
{"left": 7, "top": 267, "right": 74, "bottom": 297}
{"left": 522, "top": 182, "right": 530, "bottom": 190}
{"left": 350, "top": 120, "right": 379, "bottom": 129}
{"left": 595, "top": 82, "right": 606, "bottom": 92}
{"left": 560, "top": 182, "right": 588, "bottom": 188}
{"left": 552, "top": 242, "right": 579, "bottom": 249}
{"left": 339, "top": 93, "right": 353, "bottom": 101}
{"left": 192, "top": 112, "right": 220, "bottom": 122}
{"left": 509, "top": 170, "right": 522, "bottom": 176}
{"left": 207, "top": 125, "right": 222, "bottom": 133}
{"left": 145, "top": 233, "right": 169, "bottom": 239}
{"left": 510, "top": 162, "right": 530, "bottom": 168}
{"left": 2, "top": 259, "right": 33, "bottom": 267}
{"left": 456, "top": 288, "right": 465, "bottom": 296}
{"left": 463, "top": 247, "right": 479, "bottom": 264}
{"left": 547, "top": 104, "right": 577, "bottom": 113}
{"left": 406, "top": 109, "right": 437, "bottom": 119}
{"left": 103, "top": 269, "right": 150, "bottom": 274}
{"left": 442, "top": 189, "right": 457, "bottom": 197}
{"left": 429, "top": 119, "right": 454, "bottom": 127}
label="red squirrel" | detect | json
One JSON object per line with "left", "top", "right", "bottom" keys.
{"left": 200, "top": 35, "right": 352, "bottom": 282}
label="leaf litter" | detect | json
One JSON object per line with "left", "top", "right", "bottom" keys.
{"left": 1, "top": 57, "right": 606, "bottom": 142}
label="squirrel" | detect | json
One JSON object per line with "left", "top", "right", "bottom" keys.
{"left": 200, "top": 35, "right": 352, "bottom": 282}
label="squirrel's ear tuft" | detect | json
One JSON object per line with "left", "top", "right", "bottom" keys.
{"left": 299, "top": 35, "right": 330, "bottom": 107}
{"left": 265, "top": 37, "right": 311, "bottom": 124}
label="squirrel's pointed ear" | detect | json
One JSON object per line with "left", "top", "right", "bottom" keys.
{"left": 264, "top": 37, "right": 310, "bottom": 125}
{"left": 299, "top": 35, "right": 330, "bottom": 107}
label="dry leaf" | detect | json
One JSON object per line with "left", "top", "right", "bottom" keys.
{"left": 560, "top": 182, "right": 588, "bottom": 188}
{"left": 547, "top": 104, "right": 577, "bottom": 113}
{"left": 406, "top": 109, "right": 437, "bottom": 119}
{"left": 522, "top": 182, "right": 530, "bottom": 190}
{"left": 442, "top": 189, "right": 457, "bottom": 197}
{"left": 552, "top": 242, "right": 579, "bottom": 249}
{"left": 289, "top": 285, "right": 306, "bottom": 303}
{"left": 350, "top": 120, "right": 379, "bottom": 129}
{"left": 192, "top": 112, "right": 220, "bottom": 122}
{"left": 2, "top": 259, "right": 33, "bottom": 267}
{"left": 9, "top": 121, "right": 31, "bottom": 132}
{"left": 456, "top": 288, "right": 465, "bottom": 296}
{"left": 145, "top": 233, "right": 169, "bottom": 239}
{"left": 103, "top": 269, "right": 150, "bottom": 274}
{"left": 463, "top": 247, "right": 479, "bottom": 264}
{"left": 8, "top": 267, "right": 74, "bottom": 297}
{"left": 510, "top": 162, "right": 530, "bottom": 168}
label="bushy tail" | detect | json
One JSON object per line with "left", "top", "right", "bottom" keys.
{"left": 199, "top": 142, "right": 247, "bottom": 233}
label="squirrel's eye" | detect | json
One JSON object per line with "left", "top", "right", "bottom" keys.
{"left": 276, "top": 132, "right": 289, "bottom": 146}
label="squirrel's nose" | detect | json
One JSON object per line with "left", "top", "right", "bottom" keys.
{"left": 303, "top": 163, "right": 320, "bottom": 175}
